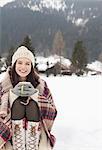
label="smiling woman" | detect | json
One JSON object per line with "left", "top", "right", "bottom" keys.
{"left": 0, "top": 0, "right": 14, "bottom": 7}
{"left": 0, "top": 46, "right": 57, "bottom": 150}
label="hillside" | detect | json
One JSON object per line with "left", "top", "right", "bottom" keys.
{"left": 0, "top": 0, "right": 102, "bottom": 61}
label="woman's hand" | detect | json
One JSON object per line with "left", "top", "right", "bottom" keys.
{"left": 12, "top": 82, "right": 38, "bottom": 97}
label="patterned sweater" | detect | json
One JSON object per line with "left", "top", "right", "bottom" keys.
{"left": 0, "top": 68, "right": 57, "bottom": 149}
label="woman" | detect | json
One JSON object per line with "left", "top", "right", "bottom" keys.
{"left": 0, "top": 46, "right": 57, "bottom": 150}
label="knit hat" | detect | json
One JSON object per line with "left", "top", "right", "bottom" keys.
{"left": 12, "top": 46, "right": 35, "bottom": 67}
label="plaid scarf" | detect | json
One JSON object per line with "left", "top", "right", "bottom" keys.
{"left": 0, "top": 68, "right": 57, "bottom": 148}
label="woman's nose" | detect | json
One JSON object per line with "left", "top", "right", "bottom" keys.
{"left": 21, "top": 64, "right": 26, "bottom": 69}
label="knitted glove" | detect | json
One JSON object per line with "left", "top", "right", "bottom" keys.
{"left": 12, "top": 82, "right": 37, "bottom": 97}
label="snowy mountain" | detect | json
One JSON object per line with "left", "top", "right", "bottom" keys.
{"left": 1, "top": 0, "right": 102, "bottom": 61}
{"left": 5, "top": 0, "right": 66, "bottom": 12}
{"left": 4, "top": 0, "right": 102, "bottom": 26}
{"left": 4, "top": 0, "right": 66, "bottom": 10}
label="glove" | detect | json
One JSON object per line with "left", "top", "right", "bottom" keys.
{"left": 12, "top": 82, "right": 38, "bottom": 97}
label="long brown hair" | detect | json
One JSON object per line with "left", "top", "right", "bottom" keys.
{"left": 9, "top": 62, "right": 40, "bottom": 88}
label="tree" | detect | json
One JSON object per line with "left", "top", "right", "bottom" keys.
{"left": 98, "top": 51, "right": 102, "bottom": 62}
{"left": 0, "top": 58, "right": 2, "bottom": 72}
{"left": 52, "top": 30, "right": 65, "bottom": 75}
{"left": 20, "top": 35, "right": 35, "bottom": 56}
{"left": 52, "top": 30, "right": 65, "bottom": 56}
{"left": 6, "top": 46, "right": 15, "bottom": 66}
{"left": 71, "top": 40, "right": 88, "bottom": 74}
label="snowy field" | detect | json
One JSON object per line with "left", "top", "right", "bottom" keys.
{"left": 0, "top": 73, "right": 102, "bottom": 150}
{"left": 42, "top": 75, "right": 102, "bottom": 150}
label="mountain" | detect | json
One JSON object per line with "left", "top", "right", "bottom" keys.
{"left": 4, "top": 0, "right": 67, "bottom": 11}
{"left": 1, "top": 0, "right": 102, "bottom": 61}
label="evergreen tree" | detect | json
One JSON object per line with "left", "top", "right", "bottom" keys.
{"left": 0, "top": 58, "right": 2, "bottom": 72}
{"left": 71, "top": 40, "right": 88, "bottom": 72}
{"left": 98, "top": 51, "right": 102, "bottom": 62}
{"left": 20, "top": 35, "right": 35, "bottom": 56}
{"left": 6, "top": 46, "right": 15, "bottom": 66}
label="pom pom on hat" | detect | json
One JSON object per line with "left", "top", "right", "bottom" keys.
{"left": 12, "top": 46, "right": 35, "bottom": 67}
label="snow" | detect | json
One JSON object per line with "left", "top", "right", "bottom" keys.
{"left": 36, "top": 55, "right": 71, "bottom": 71}
{"left": 41, "top": 75, "right": 102, "bottom": 150}
{"left": 75, "top": 18, "right": 89, "bottom": 27}
{"left": 0, "top": 0, "right": 14, "bottom": 7}
{"left": 0, "top": 73, "right": 102, "bottom": 150}
{"left": 40, "top": 0, "right": 66, "bottom": 11}
{"left": 35, "top": 55, "right": 102, "bottom": 73}
{"left": 87, "top": 60, "right": 102, "bottom": 72}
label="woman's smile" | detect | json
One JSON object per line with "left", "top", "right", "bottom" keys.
{"left": 15, "top": 58, "right": 32, "bottom": 79}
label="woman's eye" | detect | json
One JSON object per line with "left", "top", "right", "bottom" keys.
{"left": 26, "top": 63, "right": 30, "bottom": 65}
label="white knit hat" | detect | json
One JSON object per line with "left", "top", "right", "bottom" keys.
{"left": 12, "top": 46, "right": 35, "bottom": 67}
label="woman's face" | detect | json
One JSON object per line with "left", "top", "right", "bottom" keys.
{"left": 15, "top": 57, "right": 32, "bottom": 80}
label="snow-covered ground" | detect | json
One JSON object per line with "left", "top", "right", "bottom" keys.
{"left": 41, "top": 75, "right": 102, "bottom": 150}
{"left": 0, "top": 73, "right": 102, "bottom": 150}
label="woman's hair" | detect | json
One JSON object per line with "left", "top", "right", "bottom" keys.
{"left": 9, "top": 62, "right": 40, "bottom": 88}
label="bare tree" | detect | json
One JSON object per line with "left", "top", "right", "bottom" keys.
{"left": 52, "top": 30, "right": 65, "bottom": 75}
{"left": 52, "top": 30, "right": 65, "bottom": 56}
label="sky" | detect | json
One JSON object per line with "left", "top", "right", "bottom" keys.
{"left": 0, "top": 71, "right": 102, "bottom": 150}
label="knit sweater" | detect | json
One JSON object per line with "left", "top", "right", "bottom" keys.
{"left": 0, "top": 68, "right": 57, "bottom": 149}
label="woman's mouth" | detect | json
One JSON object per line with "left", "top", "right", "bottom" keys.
{"left": 19, "top": 70, "right": 27, "bottom": 73}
